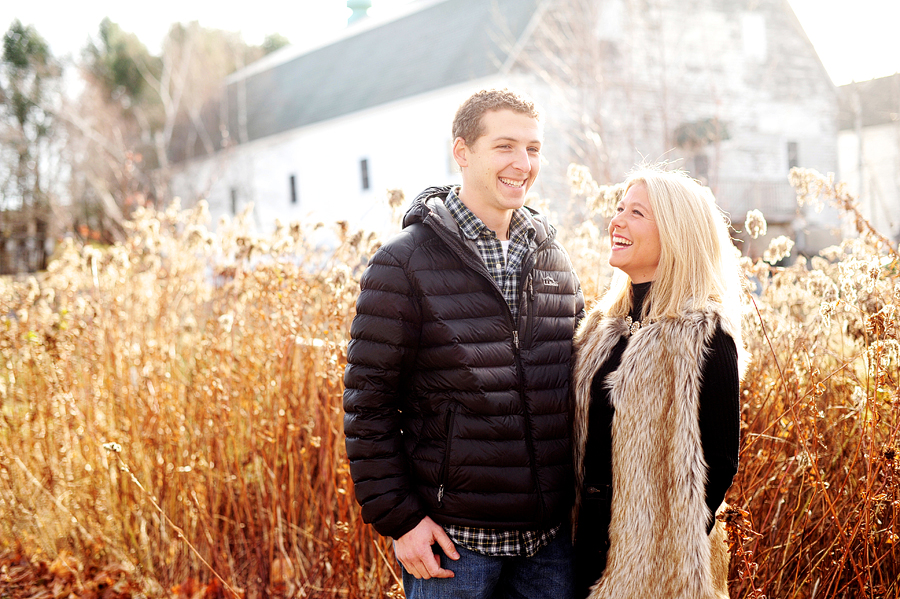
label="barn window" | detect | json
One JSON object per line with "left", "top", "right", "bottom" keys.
{"left": 787, "top": 141, "right": 799, "bottom": 170}
{"left": 360, "top": 158, "right": 370, "bottom": 191}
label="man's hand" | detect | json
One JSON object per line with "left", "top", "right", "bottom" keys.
{"left": 394, "top": 516, "right": 460, "bottom": 579}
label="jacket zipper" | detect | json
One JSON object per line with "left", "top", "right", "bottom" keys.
{"left": 510, "top": 236, "right": 554, "bottom": 522}
{"left": 511, "top": 325, "right": 545, "bottom": 522}
{"left": 437, "top": 407, "right": 458, "bottom": 507}
{"left": 425, "top": 207, "right": 556, "bottom": 520}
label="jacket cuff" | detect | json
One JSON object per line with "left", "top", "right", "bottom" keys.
{"left": 381, "top": 510, "right": 428, "bottom": 540}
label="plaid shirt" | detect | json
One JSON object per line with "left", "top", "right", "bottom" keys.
{"left": 443, "top": 187, "right": 535, "bottom": 321}
{"left": 441, "top": 187, "right": 558, "bottom": 557}
{"left": 443, "top": 523, "right": 561, "bottom": 558}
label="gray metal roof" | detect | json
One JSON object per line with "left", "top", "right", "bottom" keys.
{"left": 838, "top": 73, "right": 900, "bottom": 130}
{"left": 224, "top": 0, "right": 544, "bottom": 143}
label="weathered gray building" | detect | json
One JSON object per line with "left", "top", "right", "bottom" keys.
{"left": 517, "top": 0, "right": 840, "bottom": 253}
{"left": 838, "top": 73, "right": 900, "bottom": 242}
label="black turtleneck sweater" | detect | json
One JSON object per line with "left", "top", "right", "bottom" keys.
{"left": 576, "top": 281, "right": 740, "bottom": 567}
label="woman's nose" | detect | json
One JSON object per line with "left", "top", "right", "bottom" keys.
{"left": 609, "top": 213, "right": 624, "bottom": 229}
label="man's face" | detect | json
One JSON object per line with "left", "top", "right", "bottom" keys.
{"left": 453, "top": 109, "right": 542, "bottom": 224}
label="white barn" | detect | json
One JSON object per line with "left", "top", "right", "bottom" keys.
{"left": 168, "top": 0, "right": 544, "bottom": 236}
{"left": 169, "top": 0, "right": 841, "bottom": 254}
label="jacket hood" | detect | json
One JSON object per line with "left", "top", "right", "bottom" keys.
{"left": 403, "top": 185, "right": 555, "bottom": 244}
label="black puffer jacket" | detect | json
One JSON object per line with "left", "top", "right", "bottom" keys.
{"left": 343, "top": 186, "right": 584, "bottom": 540}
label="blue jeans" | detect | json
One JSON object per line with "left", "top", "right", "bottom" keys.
{"left": 399, "top": 530, "right": 574, "bottom": 599}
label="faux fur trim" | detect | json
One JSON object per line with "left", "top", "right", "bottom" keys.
{"left": 572, "top": 301, "right": 737, "bottom": 599}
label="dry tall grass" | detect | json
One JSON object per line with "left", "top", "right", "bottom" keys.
{"left": 725, "top": 169, "right": 899, "bottom": 599}
{"left": 1, "top": 202, "right": 398, "bottom": 598}
{"left": 1, "top": 169, "right": 898, "bottom": 598}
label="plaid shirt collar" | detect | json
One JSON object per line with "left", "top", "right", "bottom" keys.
{"left": 443, "top": 187, "right": 536, "bottom": 321}
{"left": 443, "top": 187, "right": 535, "bottom": 245}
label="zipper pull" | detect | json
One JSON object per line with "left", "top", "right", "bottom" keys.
{"left": 513, "top": 330, "right": 519, "bottom": 350}
{"left": 437, "top": 484, "right": 444, "bottom": 506}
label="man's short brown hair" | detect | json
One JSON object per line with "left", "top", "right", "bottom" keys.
{"left": 452, "top": 88, "right": 541, "bottom": 145}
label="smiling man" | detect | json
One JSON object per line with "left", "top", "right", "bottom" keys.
{"left": 343, "top": 88, "right": 584, "bottom": 599}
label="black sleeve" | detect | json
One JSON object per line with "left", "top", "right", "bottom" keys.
{"left": 574, "top": 273, "right": 586, "bottom": 329}
{"left": 342, "top": 243, "right": 425, "bottom": 540}
{"left": 698, "top": 325, "right": 740, "bottom": 533}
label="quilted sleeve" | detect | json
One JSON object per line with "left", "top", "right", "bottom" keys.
{"left": 342, "top": 242, "right": 425, "bottom": 539}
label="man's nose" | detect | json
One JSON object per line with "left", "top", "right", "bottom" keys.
{"left": 512, "top": 148, "right": 531, "bottom": 172}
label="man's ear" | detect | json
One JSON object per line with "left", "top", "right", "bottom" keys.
{"left": 452, "top": 137, "right": 468, "bottom": 169}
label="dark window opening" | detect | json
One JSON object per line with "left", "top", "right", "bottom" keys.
{"left": 787, "top": 141, "right": 799, "bottom": 170}
{"left": 360, "top": 158, "right": 370, "bottom": 191}
{"left": 290, "top": 175, "right": 298, "bottom": 204}
{"left": 694, "top": 154, "right": 709, "bottom": 182}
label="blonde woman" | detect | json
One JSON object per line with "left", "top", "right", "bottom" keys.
{"left": 571, "top": 166, "right": 745, "bottom": 599}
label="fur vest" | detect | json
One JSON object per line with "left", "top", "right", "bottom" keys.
{"left": 572, "top": 302, "right": 740, "bottom": 599}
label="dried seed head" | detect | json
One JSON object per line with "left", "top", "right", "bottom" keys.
{"left": 335, "top": 220, "right": 349, "bottom": 241}
{"left": 218, "top": 313, "right": 234, "bottom": 333}
{"left": 567, "top": 163, "right": 596, "bottom": 197}
{"left": 763, "top": 235, "right": 794, "bottom": 265}
{"left": 745, "top": 209, "right": 767, "bottom": 239}
{"left": 525, "top": 192, "right": 551, "bottom": 216}
{"left": 386, "top": 188, "right": 405, "bottom": 210}
{"left": 806, "top": 270, "right": 837, "bottom": 302}
{"left": 589, "top": 185, "right": 622, "bottom": 218}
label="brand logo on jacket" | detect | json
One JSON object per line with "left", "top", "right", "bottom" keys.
{"left": 541, "top": 274, "right": 559, "bottom": 287}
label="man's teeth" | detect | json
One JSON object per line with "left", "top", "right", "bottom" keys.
{"left": 500, "top": 177, "right": 525, "bottom": 188}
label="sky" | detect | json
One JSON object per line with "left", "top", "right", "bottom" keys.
{"left": 1, "top": 0, "right": 899, "bottom": 87}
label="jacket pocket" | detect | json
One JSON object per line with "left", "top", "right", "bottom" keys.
{"left": 437, "top": 407, "right": 458, "bottom": 507}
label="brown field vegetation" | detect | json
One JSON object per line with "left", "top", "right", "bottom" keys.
{"left": 1, "top": 168, "right": 898, "bottom": 598}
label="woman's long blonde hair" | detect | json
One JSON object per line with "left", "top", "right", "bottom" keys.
{"left": 599, "top": 166, "right": 742, "bottom": 330}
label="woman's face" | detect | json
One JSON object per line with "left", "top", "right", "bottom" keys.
{"left": 608, "top": 183, "right": 662, "bottom": 283}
